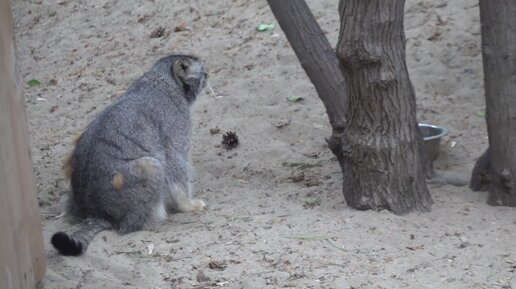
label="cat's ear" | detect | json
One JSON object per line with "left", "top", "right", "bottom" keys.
{"left": 172, "top": 56, "right": 207, "bottom": 103}
{"left": 172, "top": 57, "right": 191, "bottom": 79}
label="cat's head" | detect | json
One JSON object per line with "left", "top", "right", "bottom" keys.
{"left": 154, "top": 55, "right": 207, "bottom": 103}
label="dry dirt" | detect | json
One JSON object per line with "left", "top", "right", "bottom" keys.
{"left": 12, "top": 0, "right": 516, "bottom": 288}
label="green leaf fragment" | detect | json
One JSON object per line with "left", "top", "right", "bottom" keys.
{"left": 476, "top": 111, "right": 486, "bottom": 118}
{"left": 287, "top": 95, "right": 303, "bottom": 102}
{"left": 256, "top": 24, "right": 275, "bottom": 31}
{"left": 27, "top": 79, "right": 42, "bottom": 87}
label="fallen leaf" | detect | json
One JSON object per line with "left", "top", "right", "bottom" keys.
{"left": 228, "top": 259, "right": 242, "bottom": 264}
{"left": 287, "top": 95, "right": 303, "bottom": 102}
{"left": 174, "top": 23, "right": 191, "bottom": 32}
{"left": 137, "top": 14, "right": 151, "bottom": 24}
{"left": 208, "top": 260, "right": 227, "bottom": 270}
{"left": 304, "top": 176, "right": 320, "bottom": 187}
{"left": 27, "top": 79, "right": 42, "bottom": 87}
{"left": 150, "top": 27, "right": 167, "bottom": 38}
{"left": 427, "top": 31, "right": 441, "bottom": 41}
{"left": 303, "top": 197, "right": 321, "bottom": 209}
{"left": 303, "top": 152, "right": 320, "bottom": 159}
{"left": 384, "top": 256, "right": 394, "bottom": 263}
{"left": 256, "top": 24, "right": 275, "bottom": 31}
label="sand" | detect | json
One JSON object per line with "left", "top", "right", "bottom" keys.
{"left": 12, "top": 0, "right": 516, "bottom": 288}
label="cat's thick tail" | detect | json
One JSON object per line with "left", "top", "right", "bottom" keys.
{"left": 51, "top": 218, "right": 112, "bottom": 256}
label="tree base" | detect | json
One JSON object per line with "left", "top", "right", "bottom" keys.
{"left": 339, "top": 134, "right": 432, "bottom": 215}
{"left": 471, "top": 147, "right": 516, "bottom": 206}
{"left": 470, "top": 148, "right": 491, "bottom": 191}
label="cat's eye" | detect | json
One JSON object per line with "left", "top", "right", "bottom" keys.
{"left": 180, "top": 60, "right": 188, "bottom": 71}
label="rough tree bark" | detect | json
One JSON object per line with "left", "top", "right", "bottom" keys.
{"left": 267, "top": 0, "right": 431, "bottom": 214}
{"left": 266, "top": 0, "right": 348, "bottom": 164}
{"left": 336, "top": 0, "right": 432, "bottom": 214}
{"left": 470, "top": 0, "right": 516, "bottom": 206}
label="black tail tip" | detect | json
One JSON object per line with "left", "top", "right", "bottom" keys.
{"left": 51, "top": 232, "right": 84, "bottom": 256}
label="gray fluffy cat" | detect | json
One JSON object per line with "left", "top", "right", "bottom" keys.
{"left": 52, "top": 55, "right": 207, "bottom": 256}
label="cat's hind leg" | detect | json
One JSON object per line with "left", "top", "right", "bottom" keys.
{"left": 111, "top": 157, "right": 168, "bottom": 233}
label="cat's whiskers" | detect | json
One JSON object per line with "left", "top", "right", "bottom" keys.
{"left": 207, "top": 81, "right": 223, "bottom": 98}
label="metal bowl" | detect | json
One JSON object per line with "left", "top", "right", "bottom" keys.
{"left": 418, "top": 123, "right": 448, "bottom": 162}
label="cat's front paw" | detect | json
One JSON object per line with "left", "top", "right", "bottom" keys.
{"left": 190, "top": 199, "right": 206, "bottom": 211}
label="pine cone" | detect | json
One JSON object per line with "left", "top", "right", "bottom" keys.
{"left": 221, "top": 131, "right": 239, "bottom": 150}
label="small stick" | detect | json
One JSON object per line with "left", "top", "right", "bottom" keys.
{"left": 207, "top": 81, "right": 223, "bottom": 98}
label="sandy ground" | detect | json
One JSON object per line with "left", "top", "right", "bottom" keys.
{"left": 12, "top": 0, "right": 516, "bottom": 288}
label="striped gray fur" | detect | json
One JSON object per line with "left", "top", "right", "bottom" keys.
{"left": 52, "top": 55, "right": 207, "bottom": 256}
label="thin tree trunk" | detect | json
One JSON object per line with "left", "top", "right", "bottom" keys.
{"left": 336, "top": 0, "right": 432, "bottom": 214}
{"left": 470, "top": 147, "right": 490, "bottom": 191}
{"left": 471, "top": 0, "right": 516, "bottom": 206}
{"left": 266, "top": 0, "right": 348, "bottom": 165}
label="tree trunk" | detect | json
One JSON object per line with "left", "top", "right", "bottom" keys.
{"left": 266, "top": 0, "right": 348, "bottom": 163}
{"left": 335, "top": 0, "right": 432, "bottom": 214}
{"left": 470, "top": 0, "right": 516, "bottom": 206}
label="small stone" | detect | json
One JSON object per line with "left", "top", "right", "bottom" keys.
{"left": 48, "top": 78, "right": 58, "bottom": 86}
{"left": 274, "top": 118, "right": 290, "bottom": 128}
{"left": 458, "top": 242, "right": 470, "bottom": 249}
{"left": 196, "top": 270, "right": 209, "bottom": 282}
{"left": 290, "top": 172, "right": 305, "bottom": 183}
{"left": 210, "top": 127, "right": 221, "bottom": 135}
{"left": 208, "top": 260, "right": 227, "bottom": 270}
{"left": 304, "top": 176, "right": 320, "bottom": 187}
